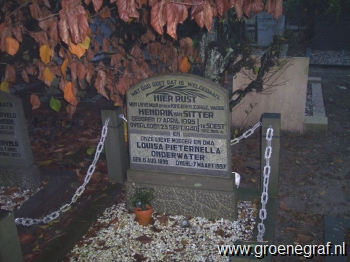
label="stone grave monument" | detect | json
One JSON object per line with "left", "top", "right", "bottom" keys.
{"left": 257, "top": 12, "right": 285, "bottom": 46}
{"left": 0, "top": 91, "right": 40, "bottom": 190}
{"left": 125, "top": 74, "right": 236, "bottom": 220}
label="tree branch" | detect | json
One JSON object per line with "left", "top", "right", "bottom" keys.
{"left": 9, "top": 1, "right": 32, "bottom": 17}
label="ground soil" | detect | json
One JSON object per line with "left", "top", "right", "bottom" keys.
{"left": 13, "top": 66, "right": 350, "bottom": 261}
{"left": 274, "top": 67, "right": 350, "bottom": 261}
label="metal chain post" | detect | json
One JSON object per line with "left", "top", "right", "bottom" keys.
{"left": 257, "top": 126, "right": 273, "bottom": 242}
{"left": 15, "top": 117, "right": 110, "bottom": 226}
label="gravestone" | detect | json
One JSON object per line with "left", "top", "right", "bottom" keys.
{"left": 125, "top": 74, "right": 236, "bottom": 220}
{"left": 257, "top": 12, "right": 285, "bottom": 46}
{"left": 0, "top": 91, "right": 40, "bottom": 190}
{"left": 245, "top": 15, "right": 257, "bottom": 43}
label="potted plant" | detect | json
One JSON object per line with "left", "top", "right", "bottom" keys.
{"left": 130, "top": 187, "right": 154, "bottom": 226}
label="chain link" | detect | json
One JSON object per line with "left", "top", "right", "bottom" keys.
{"left": 257, "top": 126, "right": 273, "bottom": 242}
{"left": 15, "top": 117, "right": 110, "bottom": 226}
{"left": 231, "top": 122, "right": 262, "bottom": 145}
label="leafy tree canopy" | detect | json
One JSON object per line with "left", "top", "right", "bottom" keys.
{"left": 0, "top": 0, "right": 283, "bottom": 116}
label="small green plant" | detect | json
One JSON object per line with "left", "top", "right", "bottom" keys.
{"left": 130, "top": 188, "right": 154, "bottom": 211}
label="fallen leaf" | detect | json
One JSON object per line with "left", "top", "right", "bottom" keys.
{"left": 319, "top": 191, "right": 325, "bottom": 195}
{"left": 69, "top": 41, "right": 86, "bottom": 59}
{"left": 5, "top": 37, "right": 19, "bottom": 56}
{"left": 3, "top": 187, "right": 18, "bottom": 195}
{"left": 30, "top": 94, "right": 41, "bottom": 110}
{"left": 0, "top": 81, "right": 9, "bottom": 92}
{"left": 22, "top": 69, "right": 29, "bottom": 83}
{"left": 39, "top": 160, "right": 53, "bottom": 166}
{"left": 39, "top": 44, "right": 52, "bottom": 64}
{"left": 179, "top": 57, "right": 191, "bottom": 73}
{"left": 157, "top": 215, "right": 168, "bottom": 225}
{"left": 108, "top": 217, "right": 119, "bottom": 225}
{"left": 133, "top": 253, "right": 147, "bottom": 261}
{"left": 150, "top": 226, "right": 162, "bottom": 233}
{"left": 80, "top": 35, "right": 90, "bottom": 49}
{"left": 32, "top": 244, "right": 40, "bottom": 252}
{"left": 66, "top": 104, "right": 76, "bottom": 118}
{"left": 96, "top": 240, "right": 105, "bottom": 246}
{"left": 119, "top": 221, "right": 127, "bottom": 229}
{"left": 61, "top": 58, "right": 69, "bottom": 77}
{"left": 135, "top": 235, "right": 153, "bottom": 244}
{"left": 279, "top": 201, "right": 291, "bottom": 211}
{"left": 50, "top": 97, "right": 61, "bottom": 112}
{"left": 23, "top": 254, "right": 37, "bottom": 261}
{"left": 297, "top": 233, "right": 312, "bottom": 243}
{"left": 63, "top": 82, "right": 79, "bottom": 106}
{"left": 215, "top": 228, "right": 225, "bottom": 237}
{"left": 43, "top": 67, "right": 54, "bottom": 85}
{"left": 19, "top": 234, "right": 35, "bottom": 244}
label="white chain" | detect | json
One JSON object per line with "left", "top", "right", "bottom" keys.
{"left": 15, "top": 117, "right": 110, "bottom": 226}
{"left": 231, "top": 122, "right": 262, "bottom": 145}
{"left": 257, "top": 126, "right": 273, "bottom": 242}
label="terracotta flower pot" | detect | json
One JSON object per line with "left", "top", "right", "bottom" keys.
{"left": 134, "top": 205, "right": 153, "bottom": 226}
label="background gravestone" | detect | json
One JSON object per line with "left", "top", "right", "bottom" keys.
{"left": 245, "top": 15, "right": 257, "bottom": 43}
{"left": 125, "top": 74, "right": 236, "bottom": 220}
{"left": 257, "top": 12, "right": 285, "bottom": 46}
{"left": 0, "top": 91, "right": 40, "bottom": 190}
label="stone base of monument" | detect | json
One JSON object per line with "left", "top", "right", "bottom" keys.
{"left": 14, "top": 169, "right": 75, "bottom": 219}
{"left": 126, "top": 169, "right": 237, "bottom": 220}
{"left": 0, "top": 163, "right": 40, "bottom": 191}
{"left": 0, "top": 210, "right": 23, "bottom": 262}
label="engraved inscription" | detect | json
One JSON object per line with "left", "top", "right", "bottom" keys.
{"left": 0, "top": 100, "right": 24, "bottom": 159}
{"left": 127, "top": 75, "right": 230, "bottom": 176}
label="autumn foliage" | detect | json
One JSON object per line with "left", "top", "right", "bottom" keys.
{"left": 0, "top": 0, "right": 283, "bottom": 115}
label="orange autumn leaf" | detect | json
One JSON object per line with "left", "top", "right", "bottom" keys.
{"left": 61, "top": 58, "right": 69, "bottom": 77}
{"left": 63, "top": 82, "right": 78, "bottom": 106}
{"left": 39, "top": 44, "right": 52, "bottom": 64}
{"left": 69, "top": 41, "right": 86, "bottom": 59}
{"left": 179, "top": 57, "right": 191, "bottom": 73}
{"left": 43, "top": 67, "right": 54, "bottom": 85}
{"left": 30, "top": 94, "right": 41, "bottom": 110}
{"left": 5, "top": 37, "right": 19, "bottom": 56}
